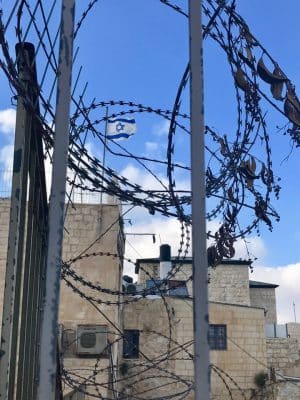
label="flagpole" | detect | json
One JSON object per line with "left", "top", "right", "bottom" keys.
{"left": 100, "top": 106, "right": 108, "bottom": 205}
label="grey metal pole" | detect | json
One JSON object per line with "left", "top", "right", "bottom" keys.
{"left": 0, "top": 44, "right": 32, "bottom": 400}
{"left": 37, "top": 1, "right": 75, "bottom": 399}
{"left": 293, "top": 301, "right": 297, "bottom": 323}
{"left": 189, "top": 1, "right": 210, "bottom": 399}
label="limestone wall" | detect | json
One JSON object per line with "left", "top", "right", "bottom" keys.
{"left": 60, "top": 203, "right": 123, "bottom": 322}
{"left": 210, "top": 302, "right": 266, "bottom": 397}
{"left": 0, "top": 200, "right": 124, "bottom": 399}
{"left": 60, "top": 203, "right": 124, "bottom": 399}
{"left": 266, "top": 337, "right": 300, "bottom": 372}
{"left": 122, "top": 297, "right": 267, "bottom": 399}
{"left": 250, "top": 287, "right": 277, "bottom": 323}
{"left": 209, "top": 263, "right": 250, "bottom": 306}
{"left": 122, "top": 296, "right": 193, "bottom": 399}
{"left": 137, "top": 261, "right": 251, "bottom": 306}
{"left": 287, "top": 322, "right": 300, "bottom": 344}
{"left": 275, "top": 380, "right": 300, "bottom": 400}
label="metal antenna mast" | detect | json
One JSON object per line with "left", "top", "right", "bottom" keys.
{"left": 37, "top": 1, "right": 75, "bottom": 399}
{"left": 189, "top": 0, "right": 210, "bottom": 398}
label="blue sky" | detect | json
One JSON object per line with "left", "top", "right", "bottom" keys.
{"left": 0, "top": 0, "right": 300, "bottom": 322}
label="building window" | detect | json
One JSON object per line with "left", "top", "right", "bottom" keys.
{"left": 146, "top": 279, "right": 188, "bottom": 297}
{"left": 123, "top": 330, "right": 139, "bottom": 359}
{"left": 168, "top": 280, "right": 188, "bottom": 297}
{"left": 209, "top": 324, "right": 227, "bottom": 350}
{"left": 146, "top": 279, "right": 162, "bottom": 294}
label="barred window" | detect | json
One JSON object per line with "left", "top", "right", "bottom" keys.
{"left": 209, "top": 324, "right": 227, "bottom": 350}
{"left": 123, "top": 330, "right": 139, "bottom": 359}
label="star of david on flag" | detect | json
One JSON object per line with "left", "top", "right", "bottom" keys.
{"left": 106, "top": 118, "right": 137, "bottom": 139}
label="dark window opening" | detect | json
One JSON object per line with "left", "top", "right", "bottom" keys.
{"left": 209, "top": 324, "right": 227, "bottom": 350}
{"left": 123, "top": 330, "right": 139, "bottom": 359}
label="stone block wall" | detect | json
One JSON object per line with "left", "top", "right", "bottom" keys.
{"left": 137, "top": 261, "right": 160, "bottom": 284}
{"left": 122, "top": 297, "right": 267, "bottom": 399}
{"left": 0, "top": 200, "right": 124, "bottom": 399}
{"left": 250, "top": 287, "right": 277, "bottom": 323}
{"left": 59, "top": 203, "right": 124, "bottom": 399}
{"left": 210, "top": 302, "right": 267, "bottom": 397}
{"left": 266, "top": 337, "right": 300, "bottom": 372}
{"left": 274, "top": 380, "right": 300, "bottom": 400}
{"left": 122, "top": 296, "right": 193, "bottom": 399}
{"left": 208, "top": 263, "right": 250, "bottom": 306}
{"left": 137, "top": 261, "right": 251, "bottom": 307}
{"left": 287, "top": 322, "right": 300, "bottom": 345}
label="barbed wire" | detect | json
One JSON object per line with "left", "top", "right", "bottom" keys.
{"left": 1, "top": 0, "right": 300, "bottom": 399}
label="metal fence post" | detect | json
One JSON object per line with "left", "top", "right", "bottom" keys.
{"left": 37, "top": 1, "right": 75, "bottom": 399}
{"left": 0, "top": 43, "right": 33, "bottom": 400}
{"left": 189, "top": 0, "right": 211, "bottom": 399}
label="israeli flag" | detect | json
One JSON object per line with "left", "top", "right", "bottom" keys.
{"left": 106, "top": 118, "right": 137, "bottom": 139}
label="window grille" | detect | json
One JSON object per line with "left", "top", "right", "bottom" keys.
{"left": 123, "top": 330, "right": 139, "bottom": 359}
{"left": 209, "top": 324, "right": 227, "bottom": 350}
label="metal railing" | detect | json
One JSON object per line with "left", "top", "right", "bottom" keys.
{"left": 265, "top": 324, "right": 288, "bottom": 338}
{"left": 0, "top": 42, "right": 49, "bottom": 400}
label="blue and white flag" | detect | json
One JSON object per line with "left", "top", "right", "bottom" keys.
{"left": 106, "top": 118, "right": 137, "bottom": 140}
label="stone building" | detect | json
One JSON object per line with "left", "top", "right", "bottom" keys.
{"left": 59, "top": 202, "right": 125, "bottom": 399}
{"left": 128, "top": 256, "right": 300, "bottom": 399}
{"left": 1, "top": 198, "right": 300, "bottom": 399}
{"left": 0, "top": 199, "right": 125, "bottom": 399}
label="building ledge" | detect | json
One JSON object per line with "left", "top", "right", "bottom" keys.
{"left": 135, "top": 258, "right": 252, "bottom": 273}
{"left": 210, "top": 301, "right": 265, "bottom": 310}
{"left": 249, "top": 280, "right": 279, "bottom": 289}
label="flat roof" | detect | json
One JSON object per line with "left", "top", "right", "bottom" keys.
{"left": 135, "top": 258, "right": 252, "bottom": 274}
{"left": 249, "top": 280, "right": 279, "bottom": 289}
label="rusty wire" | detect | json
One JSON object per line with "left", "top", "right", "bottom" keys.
{"left": 0, "top": 0, "right": 300, "bottom": 398}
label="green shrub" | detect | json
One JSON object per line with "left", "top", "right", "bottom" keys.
{"left": 254, "top": 371, "right": 268, "bottom": 388}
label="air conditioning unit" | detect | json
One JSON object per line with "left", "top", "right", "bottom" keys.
{"left": 123, "top": 282, "right": 145, "bottom": 295}
{"left": 126, "top": 283, "right": 137, "bottom": 295}
{"left": 76, "top": 325, "right": 107, "bottom": 356}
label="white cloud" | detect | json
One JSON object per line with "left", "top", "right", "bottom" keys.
{"left": 124, "top": 215, "right": 191, "bottom": 277}
{"left": 234, "top": 236, "right": 267, "bottom": 262}
{"left": 43, "top": 141, "right": 106, "bottom": 204}
{"left": 152, "top": 120, "right": 170, "bottom": 137}
{"left": 0, "top": 144, "right": 14, "bottom": 183}
{"left": 145, "top": 141, "right": 159, "bottom": 152}
{"left": 121, "top": 163, "right": 190, "bottom": 192}
{"left": 0, "top": 108, "right": 16, "bottom": 136}
{"left": 252, "top": 263, "right": 300, "bottom": 324}
{"left": 206, "top": 219, "right": 267, "bottom": 262}
{"left": 123, "top": 212, "right": 266, "bottom": 274}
